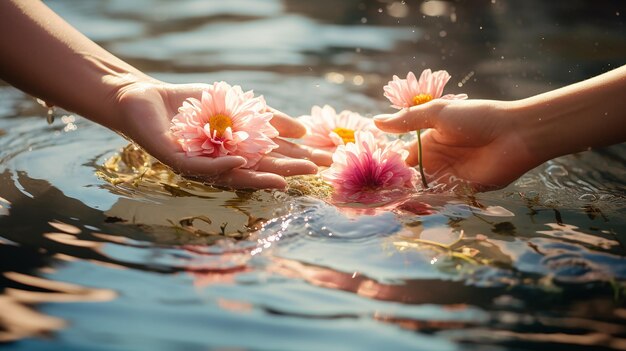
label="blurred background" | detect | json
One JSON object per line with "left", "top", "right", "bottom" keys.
{"left": 43, "top": 0, "right": 626, "bottom": 114}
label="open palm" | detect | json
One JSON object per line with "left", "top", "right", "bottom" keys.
{"left": 112, "top": 81, "right": 331, "bottom": 189}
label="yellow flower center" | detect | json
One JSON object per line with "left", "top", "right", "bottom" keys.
{"left": 333, "top": 127, "right": 356, "bottom": 144}
{"left": 412, "top": 93, "right": 433, "bottom": 106}
{"left": 208, "top": 114, "right": 233, "bottom": 138}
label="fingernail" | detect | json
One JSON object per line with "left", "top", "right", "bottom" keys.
{"left": 373, "top": 114, "right": 392, "bottom": 122}
{"left": 311, "top": 149, "right": 333, "bottom": 166}
{"left": 233, "top": 157, "right": 247, "bottom": 167}
{"left": 312, "top": 149, "right": 331, "bottom": 158}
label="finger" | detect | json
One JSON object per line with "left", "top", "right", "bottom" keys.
{"left": 373, "top": 101, "right": 442, "bottom": 133}
{"left": 255, "top": 154, "right": 318, "bottom": 176}
{"left": 212, "top": 169, "right": 288, "bottom": 190}
{"left": 267, "top": 107, "right": 307, "bottom": 138}
{"left": 404, "top": 139, "right": 420, "bottom": 166}
{"left": 273, "top": 138, "right": 333, "bottom": 166}
{"left": 143, "top": 130, "right": 247, "bottom": 176}
{"left": 403, "top": 130, "right": 448, "bottom": 176}
{"left": 171, "top": 154, "right": 247, "bottom": 177}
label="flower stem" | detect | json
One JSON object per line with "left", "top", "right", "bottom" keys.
{"left": 417, "top": 129, "right": 428, "bottom": 189}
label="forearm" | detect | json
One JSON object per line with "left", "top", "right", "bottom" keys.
{"left": 0, "top": 0, "right": 151, "bottom": 129}
{"left": 515, "top": 65, "right": 626, "bottom": 162}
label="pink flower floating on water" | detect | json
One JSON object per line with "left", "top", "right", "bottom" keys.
{"left": 170, "top": 81, "right": 278, "bottom": 168}
{"left": 322, "top": 131, "right": 417, "bottom": 204}
{"left": 299, "top": 105, "right": 386, "bottom": 150}
{"left": 383, "top": 69, "right": 468, "bottom": 109}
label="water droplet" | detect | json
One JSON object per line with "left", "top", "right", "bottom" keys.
{"left": 63, "top": 123, "right": 77, "bottom": 132}
{"left": 545, "top": 165, "right": 568, "bottom": 177}
{"left": 61, "top": 115, "right": 75, "bottom": 124}
{"left": 578, "top": 194, "right": 597, "bottom": 202}
{"left": 46, "top": 109, "right": 55, "bottom": 125}
{"left": 360, "top": 17, "right": 367, "bottom": 23}
{"left": 439, "top": 30, "right": 447, "bottom": 37}
{"left": 378, "top": 8, "right": 383, "bottom": 13}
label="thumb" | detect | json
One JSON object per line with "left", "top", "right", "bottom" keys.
{"left": 267, "top": 107, "right": 307, "bottom": 138}
{"left": 373, "top": 101, "right": 442, "bottom": 133}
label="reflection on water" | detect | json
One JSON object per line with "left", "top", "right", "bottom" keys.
{"left": 1, "top": 0, "right": 626, "bottom": 350}
{"left": 0, "top": 270, "right": 115, "bottom": 342}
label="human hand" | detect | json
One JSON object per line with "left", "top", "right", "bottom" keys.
{"left": 374, "top": 99, "right": 540, "bottom": 191}
{"left": 111, "top": 80, "right": 332, "bottom": 189}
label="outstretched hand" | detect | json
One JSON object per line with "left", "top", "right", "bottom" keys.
{"left": 374, "top": 99, "right": 538, "bottom": 190}
{"left": 112, "top": 81, "right": 332, "bottom": 190}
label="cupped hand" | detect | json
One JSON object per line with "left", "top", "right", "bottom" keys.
{"left": 374, "top": 99, "right": 539, "bottom": 191}
{"left": 111, "top": 80, "right": 332, "bottom": 190}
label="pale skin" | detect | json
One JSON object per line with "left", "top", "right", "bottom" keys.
{"left": 3, "top": 2, "right": 624, "bottom": 193}
{"left": 374, "top": 65, "right": 626, "bottom": 191}
{"left": 0, "top": 0, "right": 332, "bottom": 190}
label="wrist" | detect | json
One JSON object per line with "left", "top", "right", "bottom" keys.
{"left": 104, "top": 73, "right": 163, "bottom": 131}
{"left": 504, "top": 98, "right": 565, "bottom": 167}
{"left": 510, "top": 66, "right": 626, "bottom": 166}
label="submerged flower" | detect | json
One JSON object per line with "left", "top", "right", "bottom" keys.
{"left": 170, "top": 81, "right": 278, "bottom": 168}
{"left": 322, "top": 131, "right": 417, "bottom": 203}
{"left": 299, "top": 105, "right": 386, "bottom": 150}
{"left": 383, "top": 69, "right": 467, "bottom": 109}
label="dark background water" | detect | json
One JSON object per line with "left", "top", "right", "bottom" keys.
{"left": 1, "top": 1, "right": 626, "bottom": 350}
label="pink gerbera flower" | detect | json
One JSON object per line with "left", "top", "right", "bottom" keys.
{"left": 322, "top": 131, "right": 417, "bottom": 203}
{"left": 170, "top": 81, "right": 278, "bottom": 168}
{"left": 383, "top": 69, "right": 467, "bottom": 189}
{"left": 383, "top": 69, "right": 468, "bottom": 109}
{"left": 299, "top": 105, "right": 386, "bottom": 150}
